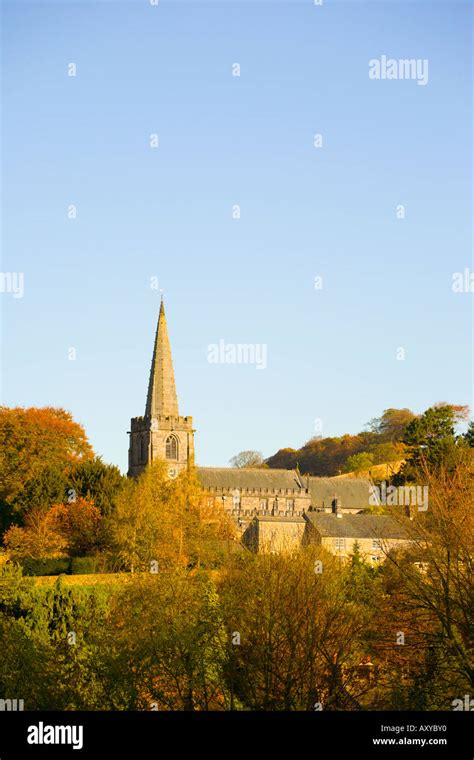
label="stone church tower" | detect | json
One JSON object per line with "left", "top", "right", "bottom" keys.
{"left": 128, "top": 299, "right": 194, "bottom": 478}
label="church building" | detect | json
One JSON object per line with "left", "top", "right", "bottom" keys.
{"left": 128, "top": 301, "right": 374, "bottom": 533}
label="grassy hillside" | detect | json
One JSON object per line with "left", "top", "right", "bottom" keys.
{"left": 332, "top": 460, "right": 404, "bottom": 481}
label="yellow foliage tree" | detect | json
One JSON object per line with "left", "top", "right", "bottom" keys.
{"left": 3, "top": 509, "right": 68, "bottom": 560}
{"left": 109, "top": 461, "right": 234, "bottom": 572}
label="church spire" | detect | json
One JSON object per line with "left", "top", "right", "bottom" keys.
{"left": 144, "top": 298, "right": 179, "bottom": 418}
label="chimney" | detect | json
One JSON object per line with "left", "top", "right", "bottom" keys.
{"left": 332, "top": 497, "right": 343, "bottom": 518}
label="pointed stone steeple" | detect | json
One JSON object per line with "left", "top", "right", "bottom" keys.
{"left": 128, "top": 298, "right": 195, "bottom": 478}
{"left": 145, "top": 299, "right": 179, "bottom": 418}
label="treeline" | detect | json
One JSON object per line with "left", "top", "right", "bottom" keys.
{"left": 0, "top": 407, "right": 234, "bottom": 573}
{"left": 0, "top": 404, "right": 472, "bottom": 710}
{"left": 0, "top": 459, "right": 472, "bottom": 710}
{"left": 265, "top": 406, "right": 472, "bottom": 476}
{"left": 1, "top": 404, "right": 472, "bottom": 574}
{"left": 265, "top": 408, "right": 414, "bottom": 475}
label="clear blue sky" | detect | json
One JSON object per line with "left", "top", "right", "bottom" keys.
{"left": 1, "top": 0, "right": 472, "bottom": 473}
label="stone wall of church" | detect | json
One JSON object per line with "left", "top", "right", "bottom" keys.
{"left": 128, "top": 414, "right": 194, "bottom": 478}
{"left": 203, "top": 486, "right": 311, "bottom": 533}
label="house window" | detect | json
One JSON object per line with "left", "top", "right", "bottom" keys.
{"left": 372, "top": 539, "right": 382, "bottom": 551}
{"left": 286, "top": 499, "right": 295, "bottom": 511}
{"left": 165, "top": 435, "right": 178, "bottom": 460}
{"left": 333, "top": 537, "right": 346, "bottom": 551}
{"left": 260, "top": 499, "right": 268, "bottom": 510}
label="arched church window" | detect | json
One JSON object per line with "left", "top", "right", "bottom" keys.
{"left": 165, "top": 434, "right": 178, "bottom": 460}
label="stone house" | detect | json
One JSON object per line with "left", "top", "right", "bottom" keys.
{"left": 302, "top": 512, "right": 412, "bottom": 565}
{"left": 242, "top": 516, "right": 306, "bottom": 553}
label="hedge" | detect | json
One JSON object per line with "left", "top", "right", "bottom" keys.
{"left": 71, "top": 557, "right": 98, "bottom": 575}
{"left": 21, "top": 558, "right": 71, "bottom": 576}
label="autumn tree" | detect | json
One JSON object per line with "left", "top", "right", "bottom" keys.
{"left": 0, "top": 407, "right": 94, "bottom": 531}
{"left": 48, "top": 497, "right": 104, "bottom": 556}
{"left": 3, "top": 509, "right": 67, "bottom": 560}
{"left": 229, "top": 451, "right": 267, "bottom": 468}
{"left": 368, "top": 408, "right": 415, "bottom": 442}
{"left": 219, "top": 548, "right": 385, "bottom": 710}
{"left": 109, "top": 461, "right": 234, "bottom": 572}
{"left": 264, "top": 447, "right": 298, "bottom": 470}
{"left": 381, "top": 461, "right": 474, "bottom": 707}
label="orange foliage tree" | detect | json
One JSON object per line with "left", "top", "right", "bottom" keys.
{"left": 48, "top": 497, "right": 103, "bottom": 556}
{"left": 3, "top": 497, "right": 103, "bottom": 559}
{"left": 0, "top": 406, "right": 94, "bottom": 527}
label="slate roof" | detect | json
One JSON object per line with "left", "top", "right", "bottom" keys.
{"left": 197, "top": 467, "right": 373, "bottom": 510}
{"left": 308, "top": 477, "right": 372, "bottom": 511}
{"left": 305, "top": 513, "right": 410, "bottom": 539}
{"left": 197, "top": 467, "right": 304, "bottom": 491}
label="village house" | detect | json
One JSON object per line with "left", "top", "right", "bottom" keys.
{"left": 302, "top": 511, "right": 412, "bottom": 565}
